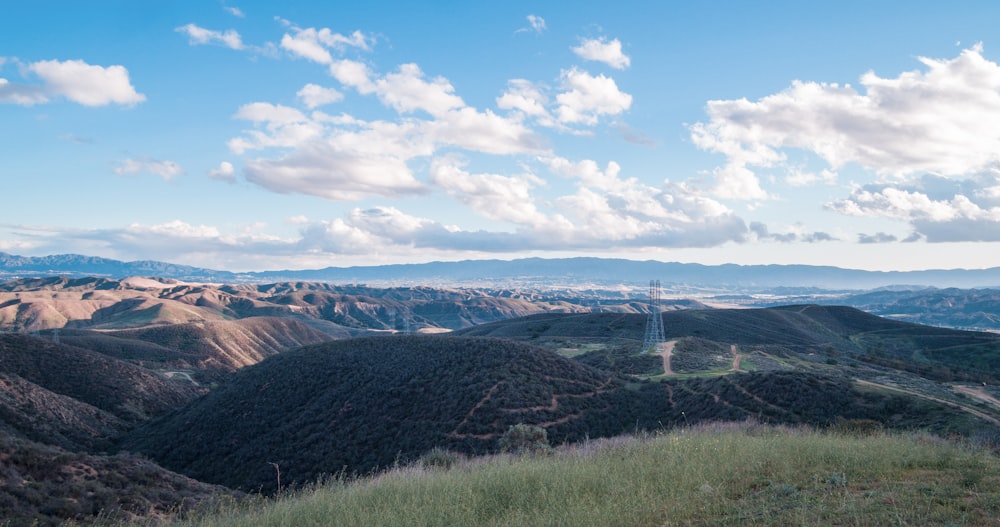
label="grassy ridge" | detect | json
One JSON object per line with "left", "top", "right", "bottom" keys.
{"left": 135, "top": 423, "right": 1000, "bottom": 527}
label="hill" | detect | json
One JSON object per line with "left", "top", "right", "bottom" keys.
{"left": 0, "top": 430, "right": 236, "bottom": 527}
{"left": 0, "top": 277, "right": 588, "bottom": 334}
{"left": 457, "top": 305, "right": 1000, "bottom": 383}
{"left": 118, "top": 331, "right": 1000, "bottom": 494}
{"left": 148, "top": 424, "right": 1000, "bottom": 527}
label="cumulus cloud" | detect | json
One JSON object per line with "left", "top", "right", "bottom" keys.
{"left": 176, "top": 23, "right": 244, "bottom": 50}
{"left": 429, "top": 156, "right": 549, "bottom": 225}
{"left": 243, "top": 141, "right": 426, "bottom": 200}
{"left": 827, "top": 174, "right": 1000, "bottom": 242}
{"left": 691, "top": 45, "right": 1000, "bottom": 200}
{"left": 1, "top": 59, "right": 144, "bottom": 106}
{"left": 296, "top": 83, "right": 343, "bottom": 109}
{"left": 555, "top": 68, "right": 632, "bottom": 125}
{"left": 208, "top": 161, "right": 236, "bottom": 182}
{"left": 281, "top": 26, "right": 371, "bottom": 64}
{"left": 114, "top": 158, "right": 184, "bottom": 181}
{"left": 572, "top": 37, "right": 630, "bottom": 69}
{"left": 228, "top": 61, "right": 544, "bottom": 201}
{"left": 496, "top": 79, "right": 552, "bottom": 123}
{"left": 332, "top": 61, "right": 465, "bottom": 116}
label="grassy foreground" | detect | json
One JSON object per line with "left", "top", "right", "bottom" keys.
{"left": 130, "top": 423, "right": 999, "bottom": 527}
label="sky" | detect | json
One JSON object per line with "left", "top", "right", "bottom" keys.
{"left": 2, "top": 1, "right": 1000, "bottom": 272}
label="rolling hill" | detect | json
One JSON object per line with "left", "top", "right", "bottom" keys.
{"left": 0, "top": 277, "right": 593, "bottom": 334}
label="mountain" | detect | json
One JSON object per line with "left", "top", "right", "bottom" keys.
{"left": 4, "top": 252, "right": 1000, "bottom": 289}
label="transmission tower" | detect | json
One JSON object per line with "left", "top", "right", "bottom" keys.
{"left": 642, "top": 279, "right": 666, "bottom": 353}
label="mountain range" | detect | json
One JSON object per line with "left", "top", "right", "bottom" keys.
{"left": 4, "top": 252, "right": 1000, "bottom": 290}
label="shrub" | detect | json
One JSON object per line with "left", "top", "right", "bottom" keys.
{"left": 499, "top": 424, "right": 551, "bottom": 455}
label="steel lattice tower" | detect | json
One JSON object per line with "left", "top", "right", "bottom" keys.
{"left": 642, "top": 279, "right": 666, "bottom": 353}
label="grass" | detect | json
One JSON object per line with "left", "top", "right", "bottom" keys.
{"left": 118, "top": 422, "right": 1000, "bottom": 527}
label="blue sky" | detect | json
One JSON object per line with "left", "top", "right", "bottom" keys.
{"left": 3, "top": 1, "right": 1000, "bottom": 272}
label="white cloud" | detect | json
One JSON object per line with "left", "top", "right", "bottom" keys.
{"left": 0, "top": 77, "right": 48, "bottom": 105}
{"left": 363, "top": 63, "right": 466, "bottom": 116}
{"left": 176, "top": 23, "right": 244, "bottom": 50}
{"left": 517, "top": 15, "right": 546, "bottom": 34}
{"left": 281, "top": 26, "right": 371, "bottom": 64}
{"left": 30, "top": 59, "right": 145, "bottom": 106}
{"left": 229, "top": 58, "right": 545, "bottom": 202}
{"left": 242, "top": 141, "right": 426, "bottom": 201}
{"left": 827, "top": 174, "right": 1000, "bottom": 242}
{"left": 692, "top": 45, "right": 1000, "bottom": 200}
{"left": 329, "top": 59, "right": 375, "bottom": 91}
{"left": 572, "top": 37, "right": 630, "bottom": 69}
{"left": 0, "top": 59, "right": 144, "bottom": 107}
{"left": 209, "top": 161, "right": 236, "bottom": 182}
{"left": 786, "top": 168, "right": 837, "bottom": 187}
{"left": 297, "top": 83, "right": 343, "bottom": 109}
{"left": 554, "top": 68, "right": 632, "bottom": 125}
{"left": 429, "top": 156, "right": 548, "bottom": 225}
{"left": 223, "top": 4, "right": 245, "bottom": 17}
{"left": 496, "top": 79, "right": 556, "bottom": 126}
{"left": 114, "top": 158, "right": 184, "bottom": 181}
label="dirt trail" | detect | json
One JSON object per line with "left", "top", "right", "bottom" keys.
{"left": 657, "top": 340, "right": 677, "bottom": 376}
{"left": 729, "top": 345, "right": 742, "bottom": 372}
{"left": 856, "top": 379, "right": 1000, "bottom": 426}
{"left": 954, "top": 385, "right": 1000, "bottom": 409}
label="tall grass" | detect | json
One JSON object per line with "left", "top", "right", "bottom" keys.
{"left": 137, "top": 422, "right": 1000, "bottom": 527}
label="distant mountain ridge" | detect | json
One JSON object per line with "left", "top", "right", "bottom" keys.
{"left": 3, "top": 252, "right": 1000, "bottom": 290}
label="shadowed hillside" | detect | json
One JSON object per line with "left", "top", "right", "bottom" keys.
{"left": 0, "top": 334, "right": 199, "bottom": 423}
{"left": 117, "top": 333, "right": 999, "bottom": 494}
{"left": 0, "top": 430, "right": 236, "bottom": 527}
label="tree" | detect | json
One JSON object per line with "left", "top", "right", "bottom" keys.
{"left": 498, "top": 424, "right": 550, "bottom": 455}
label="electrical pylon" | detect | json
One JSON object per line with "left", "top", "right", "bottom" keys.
{"left": 642, "top": 279, "right": 666, "bottom": 353}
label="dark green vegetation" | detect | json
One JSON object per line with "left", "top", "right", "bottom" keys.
{"left": 0, "top": 432, "right": 234, "bottom": 527}
{"left": 0, "top": 334, "right": 200, "bottom": 451}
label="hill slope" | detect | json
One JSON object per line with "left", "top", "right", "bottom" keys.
{"left": 118, "top": 332, "right": 999, "bottom": 494}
